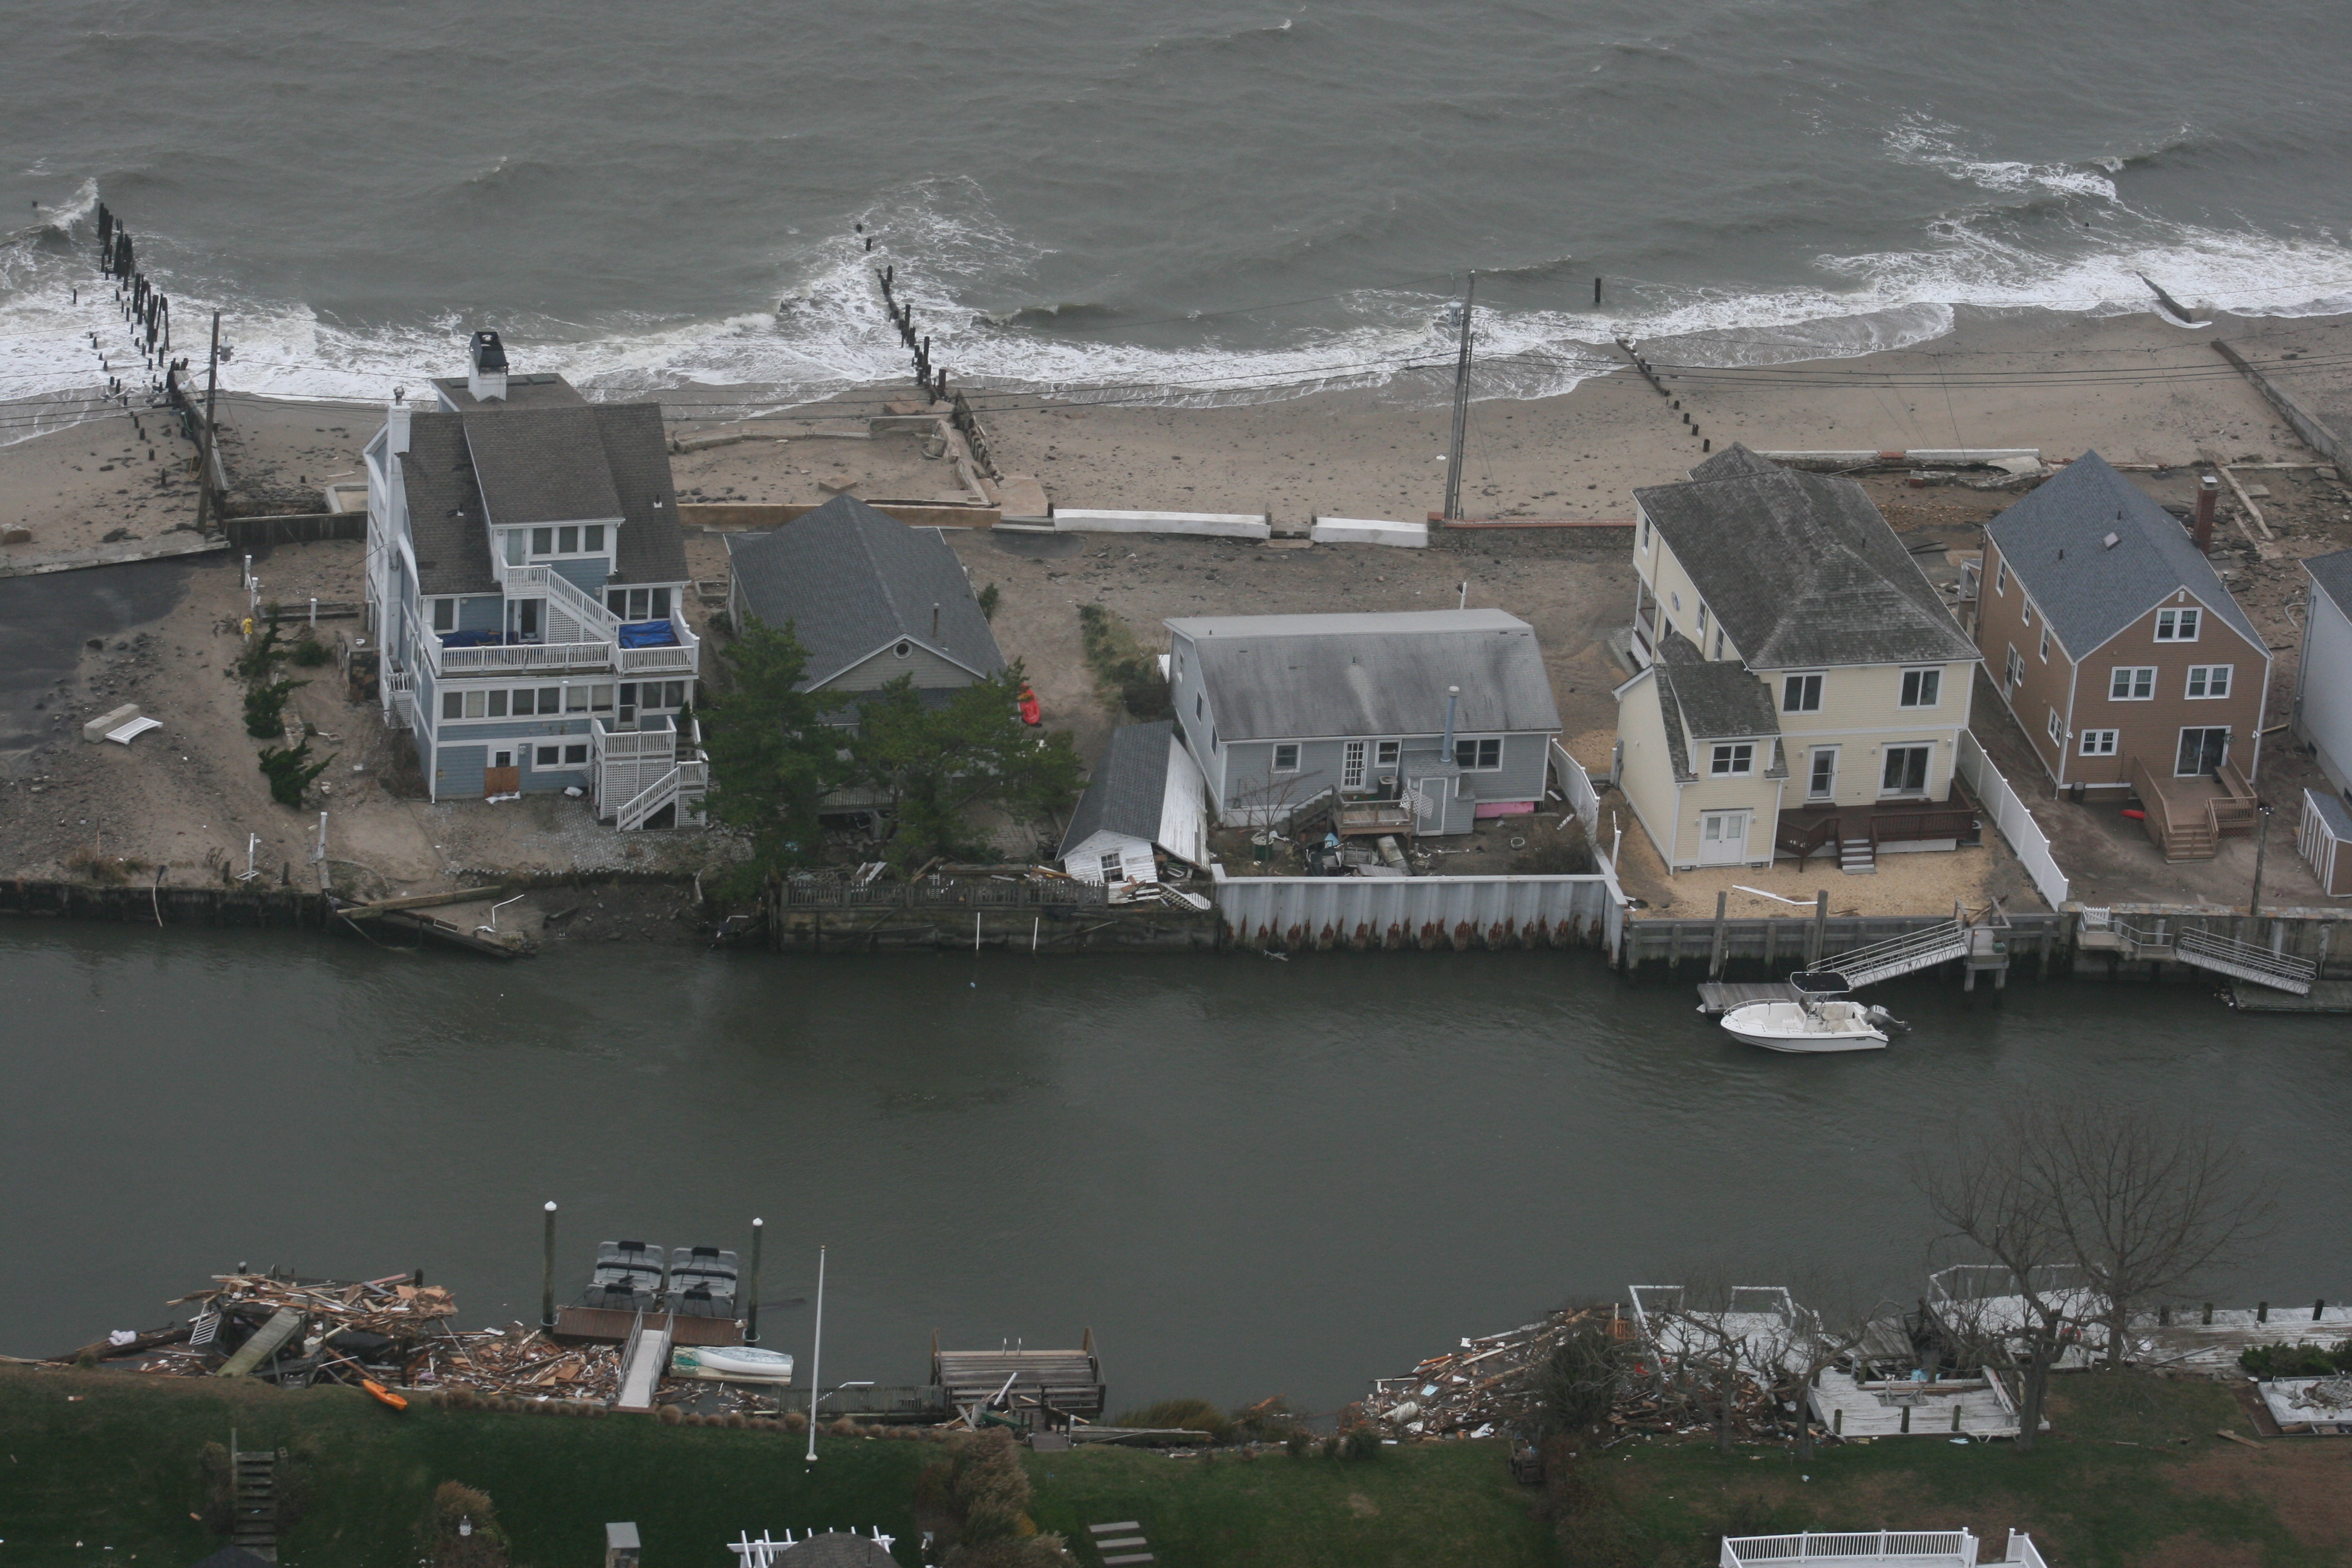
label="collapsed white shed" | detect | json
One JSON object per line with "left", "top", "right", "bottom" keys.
{"left": 1057, "top": 720, "right": 1207, "bottom": 891}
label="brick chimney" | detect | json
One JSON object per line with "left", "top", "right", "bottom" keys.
{"left": 466, "top": 329, "right": 508, "bottom": 402}
{"left": 2194, "top": 473, "right": 2217, "bottom": 554}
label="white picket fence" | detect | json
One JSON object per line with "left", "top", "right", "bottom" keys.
{"left": 1956, "top": 730, "right": 2069, "bottom": 909}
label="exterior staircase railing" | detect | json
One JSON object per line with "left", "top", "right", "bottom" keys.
{"left": 1824, "top": 919, "right": 1970, "bottom": 988}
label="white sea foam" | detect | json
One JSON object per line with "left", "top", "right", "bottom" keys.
{"left": 10, "top": 170, "right": 2352, "bottom": 441}
{"left": 1885, "top": 120, "right": 2123, "bottom": 205}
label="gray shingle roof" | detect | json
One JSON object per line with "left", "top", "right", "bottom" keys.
{"left": 1645, "top": 632, "right": 1782, "bottom": 782}
{"left": 724, "top": 495, "right": 1005, "bottom": 687}
{"left": 595, "top": 403, "right": 690, "bottom": 586}
{"left": 1167, "top": 609, "right": 1560, "bottom": 740}
{"left": 1059, "top": 720, "right": 1175, "bottom": 857}
{"left": 398, "top": 403, "right": 688, "bottom": 595}
{"left": 431, "top": 373, "right": 586, "bottom": 410}
{"left": 463, "top": 405, "right": 626, "bottom": 527}
{"left": 399, "top": 411, "right": 494, "bottom": 596}
{"left": 1635, "top": 445, "right": 1978, "bottom": 670}
{"left": 1985, "top": 451, "right": 2262, "bottom": 655}
{"left": 2304, "top": 547, "right": 2352, "bottom": 622}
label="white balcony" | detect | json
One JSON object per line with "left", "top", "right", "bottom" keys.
{"left": 618, "top": 616, "right": 699, "bottom": 675}
{"left": 422, "top": 635, "right": 616, "bottom": 677}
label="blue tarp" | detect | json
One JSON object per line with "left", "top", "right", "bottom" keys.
{"left": 616, "top": 619, "right": 678, "bottom": 649}
{"left": 438, "top": 629, "right": 505, "bottom": 648}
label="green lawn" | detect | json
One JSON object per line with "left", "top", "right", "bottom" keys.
{"left": 1, "top": 1368, "right": 2341, "bottom": 1568}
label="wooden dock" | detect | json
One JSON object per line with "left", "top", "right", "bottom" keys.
{"left": 553, "top": 1305, "right": 742, "bottom": 1347}
{"left": 932, "top": 1329, "right": 1105, "bottom": 1419}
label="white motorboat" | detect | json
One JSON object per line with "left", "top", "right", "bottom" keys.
{"left": 1721, "top": 998, "right": 1890, "bottom": 1052}
{"left": 1720, "top": 973, "right": 1908, "bottom": 1053}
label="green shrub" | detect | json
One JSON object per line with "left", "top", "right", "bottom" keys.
{"left": 244, "top": 676, "right": 305, "bottom": 737}
{"left": 419, "top": 1481, "right": 509, "bottom": 1568}
{"left": 259, "top": 740, "right": 333, "bottom": 808}
{"left": 976, "top": 583, "right": 1000, "bottom": 621}
{"left": 1537, "top": 1323, "right": 1628, "bottom": 1440}
{"left": 1077, "top": 603, "right": 1171, "bottom": 720}
{"left": 1342, "top": 1426, "right": 1383, "bottom": 1462}
{"left": 289, "top": 635, "right": 334, "bottom": 667}
{"left": 1116, "top": 1397, "right": 1235, "bottom": 1444}
{"left": 2240, "top": 1341, "right": 2352, "bottom": 1378}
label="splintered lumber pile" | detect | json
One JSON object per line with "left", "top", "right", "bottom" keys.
{"left": 169, "top": 1272, "right": 460, "bottom": 1337}
{"left": 1365, "top": 1304, "right": 1785, "bottom": 1442}
{"left": 1365, "top": 1306, "right": 1627, "bottom": 1437}
{"left": 413, "top": 1324, "right": 624, "bottom": 1402}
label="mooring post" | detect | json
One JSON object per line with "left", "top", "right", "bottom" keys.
{"left": 745, "top": 1217, "right": 765, "bottom": 1344}
{"left": 540, "top": 1200, "right": 557, "bottom": 1328}
{"left": 1708, "top": 890, "right": 1728, "bottom": 979}
{"left": 1808, "top": 891, "right": 1828, "bottom": 969}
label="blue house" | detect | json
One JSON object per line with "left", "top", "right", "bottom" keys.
{"left": 361, "top": 332, "right": 705, "bottom": 826}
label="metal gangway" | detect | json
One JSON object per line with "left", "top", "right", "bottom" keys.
{"left": 2172, "top": 925, "right": 2317, "bottom": 995}
{"left": 1824, "top": 920, "right": 1970, "bottom": 990}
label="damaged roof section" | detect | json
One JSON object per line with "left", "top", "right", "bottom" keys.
{"left": 1635, "top": 443, "right": 1978, "bottom": 670}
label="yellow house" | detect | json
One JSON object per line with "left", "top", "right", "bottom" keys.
{"left": 1616, "top": 446, "right": 1982, "bottom": 873}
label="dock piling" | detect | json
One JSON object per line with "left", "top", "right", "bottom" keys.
{"left": 1708, "top": 891, "right": 1728, "bottom": 979}
{"left": 746, "top": 1218, "right": 765, "bottom": 1345}
{"left": 541, "top": 1201, "right": 557, "bottom": 1329}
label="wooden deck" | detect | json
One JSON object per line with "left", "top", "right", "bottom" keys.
{"left": 552, "top": 1305, "right": 742, "bottom": 1347}
{"left": 932, "top": 1329, "right": 1105, "bottom": 1417}
{"left": 2131, "top": 757, "right": 2258, "bottom": 860}
{"left": 1808, "top": 1366, "right": 2031, "bottom": 1440}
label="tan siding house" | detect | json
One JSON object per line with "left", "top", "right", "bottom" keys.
{"left": 1616, "top": 446, "right": 1981, "bottom": 872}
{"left": 1974, "top": 452, "right": 2269, "bottom": 860}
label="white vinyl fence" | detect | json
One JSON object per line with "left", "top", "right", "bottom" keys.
{"left": 1549, "top": 738, "right": 1602, "bottom": 838}
{"left": 1956, "top": 730, "right": 2069, "bottom": 908}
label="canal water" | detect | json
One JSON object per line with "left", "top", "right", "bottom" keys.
{"left": 4, "top": 923, "right": 2344, "bottom": 1413}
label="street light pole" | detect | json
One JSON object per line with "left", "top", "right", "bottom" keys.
{"left": 803, "top": 1246, "right": 826, "bottom": 1463}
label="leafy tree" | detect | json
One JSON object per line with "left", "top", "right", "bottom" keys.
{"left": 702, "top": 619, "right": 846, "bottom": 877}
{"left": 845, "top": 664, "right": 1081, "bottom": 867}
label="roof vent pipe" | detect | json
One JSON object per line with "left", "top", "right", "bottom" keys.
{"left": 931, "top": 602, "right": 940, "bottom": 641}
{"left": 2194, "top": 474, "right": 2218, "bottom": 555}
{"left": 1440, "top": 684, "right": 1460, "bottom": 762}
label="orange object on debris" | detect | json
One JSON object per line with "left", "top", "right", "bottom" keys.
{"left": 1018, "top": 685, "right": 1042, "bottom": 727}
{"left": 361, "top": 1379, "right": 409, "bottom": 1412}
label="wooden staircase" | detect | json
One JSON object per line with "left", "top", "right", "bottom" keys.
{"left": 232, "top": 1447, "right": 278, "bottom": 1561}
{"left": 1838, "top": 834, "right": 1876, "bottom": 875}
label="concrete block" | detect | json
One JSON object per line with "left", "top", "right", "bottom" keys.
{"left": 1053, "top": 509, "right": 1270, "bottom": 540}
{"left": 83, "top": 703, "right": 140, "bottom": 743}
{"left": 1310, "top": 517, "right": 1429, "bottom": 547}
{"left": 1, "top": 526, "right": 31, "bottom": 545}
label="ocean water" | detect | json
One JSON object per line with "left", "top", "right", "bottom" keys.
{"left": 7, "top": 0, "right": 2352, "bottom": 425}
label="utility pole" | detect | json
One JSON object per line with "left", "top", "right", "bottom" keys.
{"left": 195, "top": 310, "right": 222, "bottom": 537}
{"left": 1443, "top": 271, "right": 1477, "bottom": 524}
{"left": 803, "top": 1245, "right": 826, "bottom": 1463}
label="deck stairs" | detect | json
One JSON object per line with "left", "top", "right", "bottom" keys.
{"left": 1825, "top": 920, "right": 1969, "bottom": 989}
{"left": 615, "top": 1313, "right": 673, "bottom": 1411}
{"left": 1838, "top": 835, "right": 1876, "bottom": 875}
{"left": 2172, "top": 926, "right": 2317, "bottom": 995}
{"left": 232, "top": 1446, "right": 279, "bottom": 1560}
{"left": 592, "top": 718, "right": 709, "bottom": 830}
{"left": 500, "top": 561, "right": 620, "bottom": 644}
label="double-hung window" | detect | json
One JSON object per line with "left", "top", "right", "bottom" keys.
{"left": 1454, "top": 737, "right": 1501, "bottom": 771}
{"left": 2186, "top": 664, "right": 2232, "bottom": 699}
{"left": 1709, "top": 742, "right": 1754, "bottom": 777}
{"left": 1782, "top": 672, "right": 1823, "bottom": 713}
{"left": 2037, "top": 626, "right": 2051, "bottom": 662}
{"left": 2079, "top": 729, "right": 2118, "bottom": 757}
{"left": 1899, "top": 668, "right": 1941, "bottom": 708}
{"left": 2155, "top": 607, "right": 2201, "bottom": 642}
{"left": 2109, "top": 666, "right": 2155, "bottom": 701}
{"left": 2046, "top": 708, "right": 2065, "bottom": 745}
{"left": 1271, "top": 742, "right": 1301, "bottom": 773}
{"left": 2005, "top": 646, "right": 2025, "bottom": 690}
{"left": 1994, "top": 560, "right": 2008, "bottom": 596}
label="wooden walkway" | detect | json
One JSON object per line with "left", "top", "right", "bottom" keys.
{"left": 2230, "top": 980, "right": 2352, "bottom": 1013}
{"left": 932, "top": 1330, "right": 1105, "bottom": 1418}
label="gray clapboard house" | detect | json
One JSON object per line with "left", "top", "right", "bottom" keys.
{"left": 1057, "top": 720, "right": 1209, "bottom": 889}
{"left": 361, "top": 331, "right": 704, "bottom": 826}
{"left": 726, "top": 495, "right": 1005, "bottom": 808}
{"left": 1165, "top": 609, "right": 1561, "bottom": 834}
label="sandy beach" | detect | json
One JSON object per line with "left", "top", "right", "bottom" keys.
{"left": 4, "top": 304, "right": 2350, "bottom": 909}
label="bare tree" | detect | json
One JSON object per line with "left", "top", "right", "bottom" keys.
{"left": 1636, "top": 1279, "right": 1771, "bottom": 1455}
{"left": 1911, "top": 1105, "right": 2274, "bottom": 1448}
{"left": 2023, "top": 1103, "right": 2275, "bottom": 1368}
{"left": 1752, "top": 1270, "right": 1902, "bottom": 1462}
{"left": 1909, "top": 1117, "right": 2077, "bottom": 1451}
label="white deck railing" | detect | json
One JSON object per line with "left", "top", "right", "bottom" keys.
{"left": 1722, "top": 1528, "right": 2042, "bottom": 1567}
